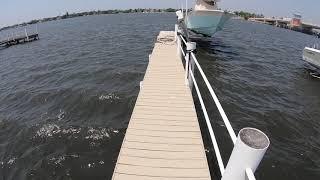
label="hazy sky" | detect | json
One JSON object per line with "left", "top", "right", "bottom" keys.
{"left": 1, "top": 0, "right": 319, "bottom": 28}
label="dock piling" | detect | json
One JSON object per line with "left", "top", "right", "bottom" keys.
{"left": 221, "top": 128, "right": 270, "bottom": 180}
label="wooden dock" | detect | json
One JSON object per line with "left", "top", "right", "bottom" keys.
{"left": 112, "top": 31, "right": 211, "bottom": 180}
{"left": 0, "top": 33, "right": 39, "bottom": 47}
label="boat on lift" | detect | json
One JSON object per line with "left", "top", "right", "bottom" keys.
{"left": 303, "top": 44, "right": 320, "bottom": 69}
{"left": 185, "top": 0, "right": 233, "bottom": 37}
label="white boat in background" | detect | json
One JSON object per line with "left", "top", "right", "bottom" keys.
{"left": 303, "top": 45, "right": 320, "bottom": 68}
{"left": 186, "top": 0, "right": 233, "bottom": 37}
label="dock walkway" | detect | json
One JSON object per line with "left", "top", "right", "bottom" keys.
{"left": 112, "top": 31, "right": 211, "bottom": 180}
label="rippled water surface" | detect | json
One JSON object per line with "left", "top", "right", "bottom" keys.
{"left": 0, "top": 13, "right": 319, "bottom": 180}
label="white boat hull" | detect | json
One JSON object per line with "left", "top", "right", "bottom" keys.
{"left": 186, "top": 10, "right": 232, "bottom": 36}
{"left": 303, "top": 47, "right": 320, "bottom": 68}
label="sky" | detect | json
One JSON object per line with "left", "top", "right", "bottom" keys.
{"left": 1, "top": 0, "right": 319, "bottom": 28}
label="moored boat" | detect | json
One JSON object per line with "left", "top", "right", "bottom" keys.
{"left": 186, "top": 0, "right": 233, "bottom": 37}
{"left": 303, "top": 45, "right": 320, "bottom": 68}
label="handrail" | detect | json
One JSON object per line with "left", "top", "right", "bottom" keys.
{"left": 189, "top": 64, "right": 225, "bottom": 174}
{"left": 180, "top": 34, "right": 228, "bottom": 174}
{"left": 180, "top": 45, "right": 186, "bottom": 56}
{"left": 191, "top": 52, "right": 237, "bottom": 142}
{"left": 180, "top": 35, "right": 187, "bottom": 45}
{"left": 180, "top": 34, "right": 237, "bottom": 143}
{"left": 177, "top": 31, "right": 262, "bottom": 180}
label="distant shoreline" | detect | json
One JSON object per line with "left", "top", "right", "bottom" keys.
{"left": 0, "top": 9, "right": 264, "bottom": 32}
{"left": 0, "top": 8, "right": 178, "bottom": 31}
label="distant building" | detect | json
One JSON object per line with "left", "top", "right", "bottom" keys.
{"left": 291, "top": 13, "right": 302, "bottom": 28}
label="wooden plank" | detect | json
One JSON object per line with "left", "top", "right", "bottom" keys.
{"left": 128, "top": 119, "right": 198, "bottom": 126}
{"left": 112, "top": 31, "right": 211, "bottom": 180}
{"left": 118, "top": 156, "right": 207, "bottom": 168}
{"left": 120, "top": 148, "right": 204, "bottom": 159}
{"left": 125, "top": 134, "right": 202, "bottom": 144}
{"left": 115, "top": 164, "right": 210, "bottom": 178}
{"left": 126, "top": 129, "right": 202, "bottom": 139}
{"left": 114, "top": 173, "right": 209, "bottom": 180}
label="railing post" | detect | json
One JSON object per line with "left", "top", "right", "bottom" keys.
{"left": 175, "top": 24, "right": 179, "bottom": 42}
{"left": 140, "top": 81, "right": 143, "bottom": 91}
{"left": 185, "top": 42, "right": 196, "bottom": 87}
{"left": 177, "top": 33, "right": 182, "bottom": 60}
{"left": 185, "top": 52, "right": 190, "bottom": 85}
{"left": 25, "top": 28, "right": 29, "bottom": 41}
{"left": 221, "top": 128, "right": 270, "bottom": 180}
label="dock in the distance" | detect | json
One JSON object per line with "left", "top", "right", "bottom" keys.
{"left": 0, "top": 32, "right": 39, "bottom": 47}
{"left": 112, "top": 31, "right": 211, "bottom": 180}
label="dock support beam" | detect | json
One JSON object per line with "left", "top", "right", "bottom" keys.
{"left": 221, "top": 128, "right": 270, "bottom": 180}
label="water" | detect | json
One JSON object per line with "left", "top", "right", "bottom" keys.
{"left": 0, "top": 13, "right": 319, "bottom": 180}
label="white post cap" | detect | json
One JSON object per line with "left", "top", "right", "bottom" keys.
{"left": 186, "top": 42, "right": 196, "bottom": 51}
{"left": 222, "top": 127, "right": 270, "bottom": 180}
{"left": 176, "top": 10, "right": 184, "bottom": 21}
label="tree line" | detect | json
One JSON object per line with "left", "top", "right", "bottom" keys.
{"left": 0, "top": 8, "right": 177, "bottom": 31}
{"left": 1, "top": 9, "right": 265, "bottom": 31}
{"left": 234, "top": 11, "right": 264, "bottom": 20}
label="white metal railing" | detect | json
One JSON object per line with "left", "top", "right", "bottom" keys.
{"left": 175, "top": 26, "right": 270, "bottom": 180}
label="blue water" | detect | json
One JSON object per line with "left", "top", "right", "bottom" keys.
{"left": 0, "top": 13, "right": 319, "bottom": 180}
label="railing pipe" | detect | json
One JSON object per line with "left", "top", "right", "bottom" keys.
{"left": 180, "top": 45, "right": 186, "bottom": 57}
{"left": 180, "top": 35, "right": 187, "bottom": 45}
{"left": 245, "top": 168, "right": 256, "bottom": 180}
{"left": 191, "top": 52, "right": 238, "bottom": 143}
{"left": 189, "top": 65, "right": 225, "bottom": 174}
